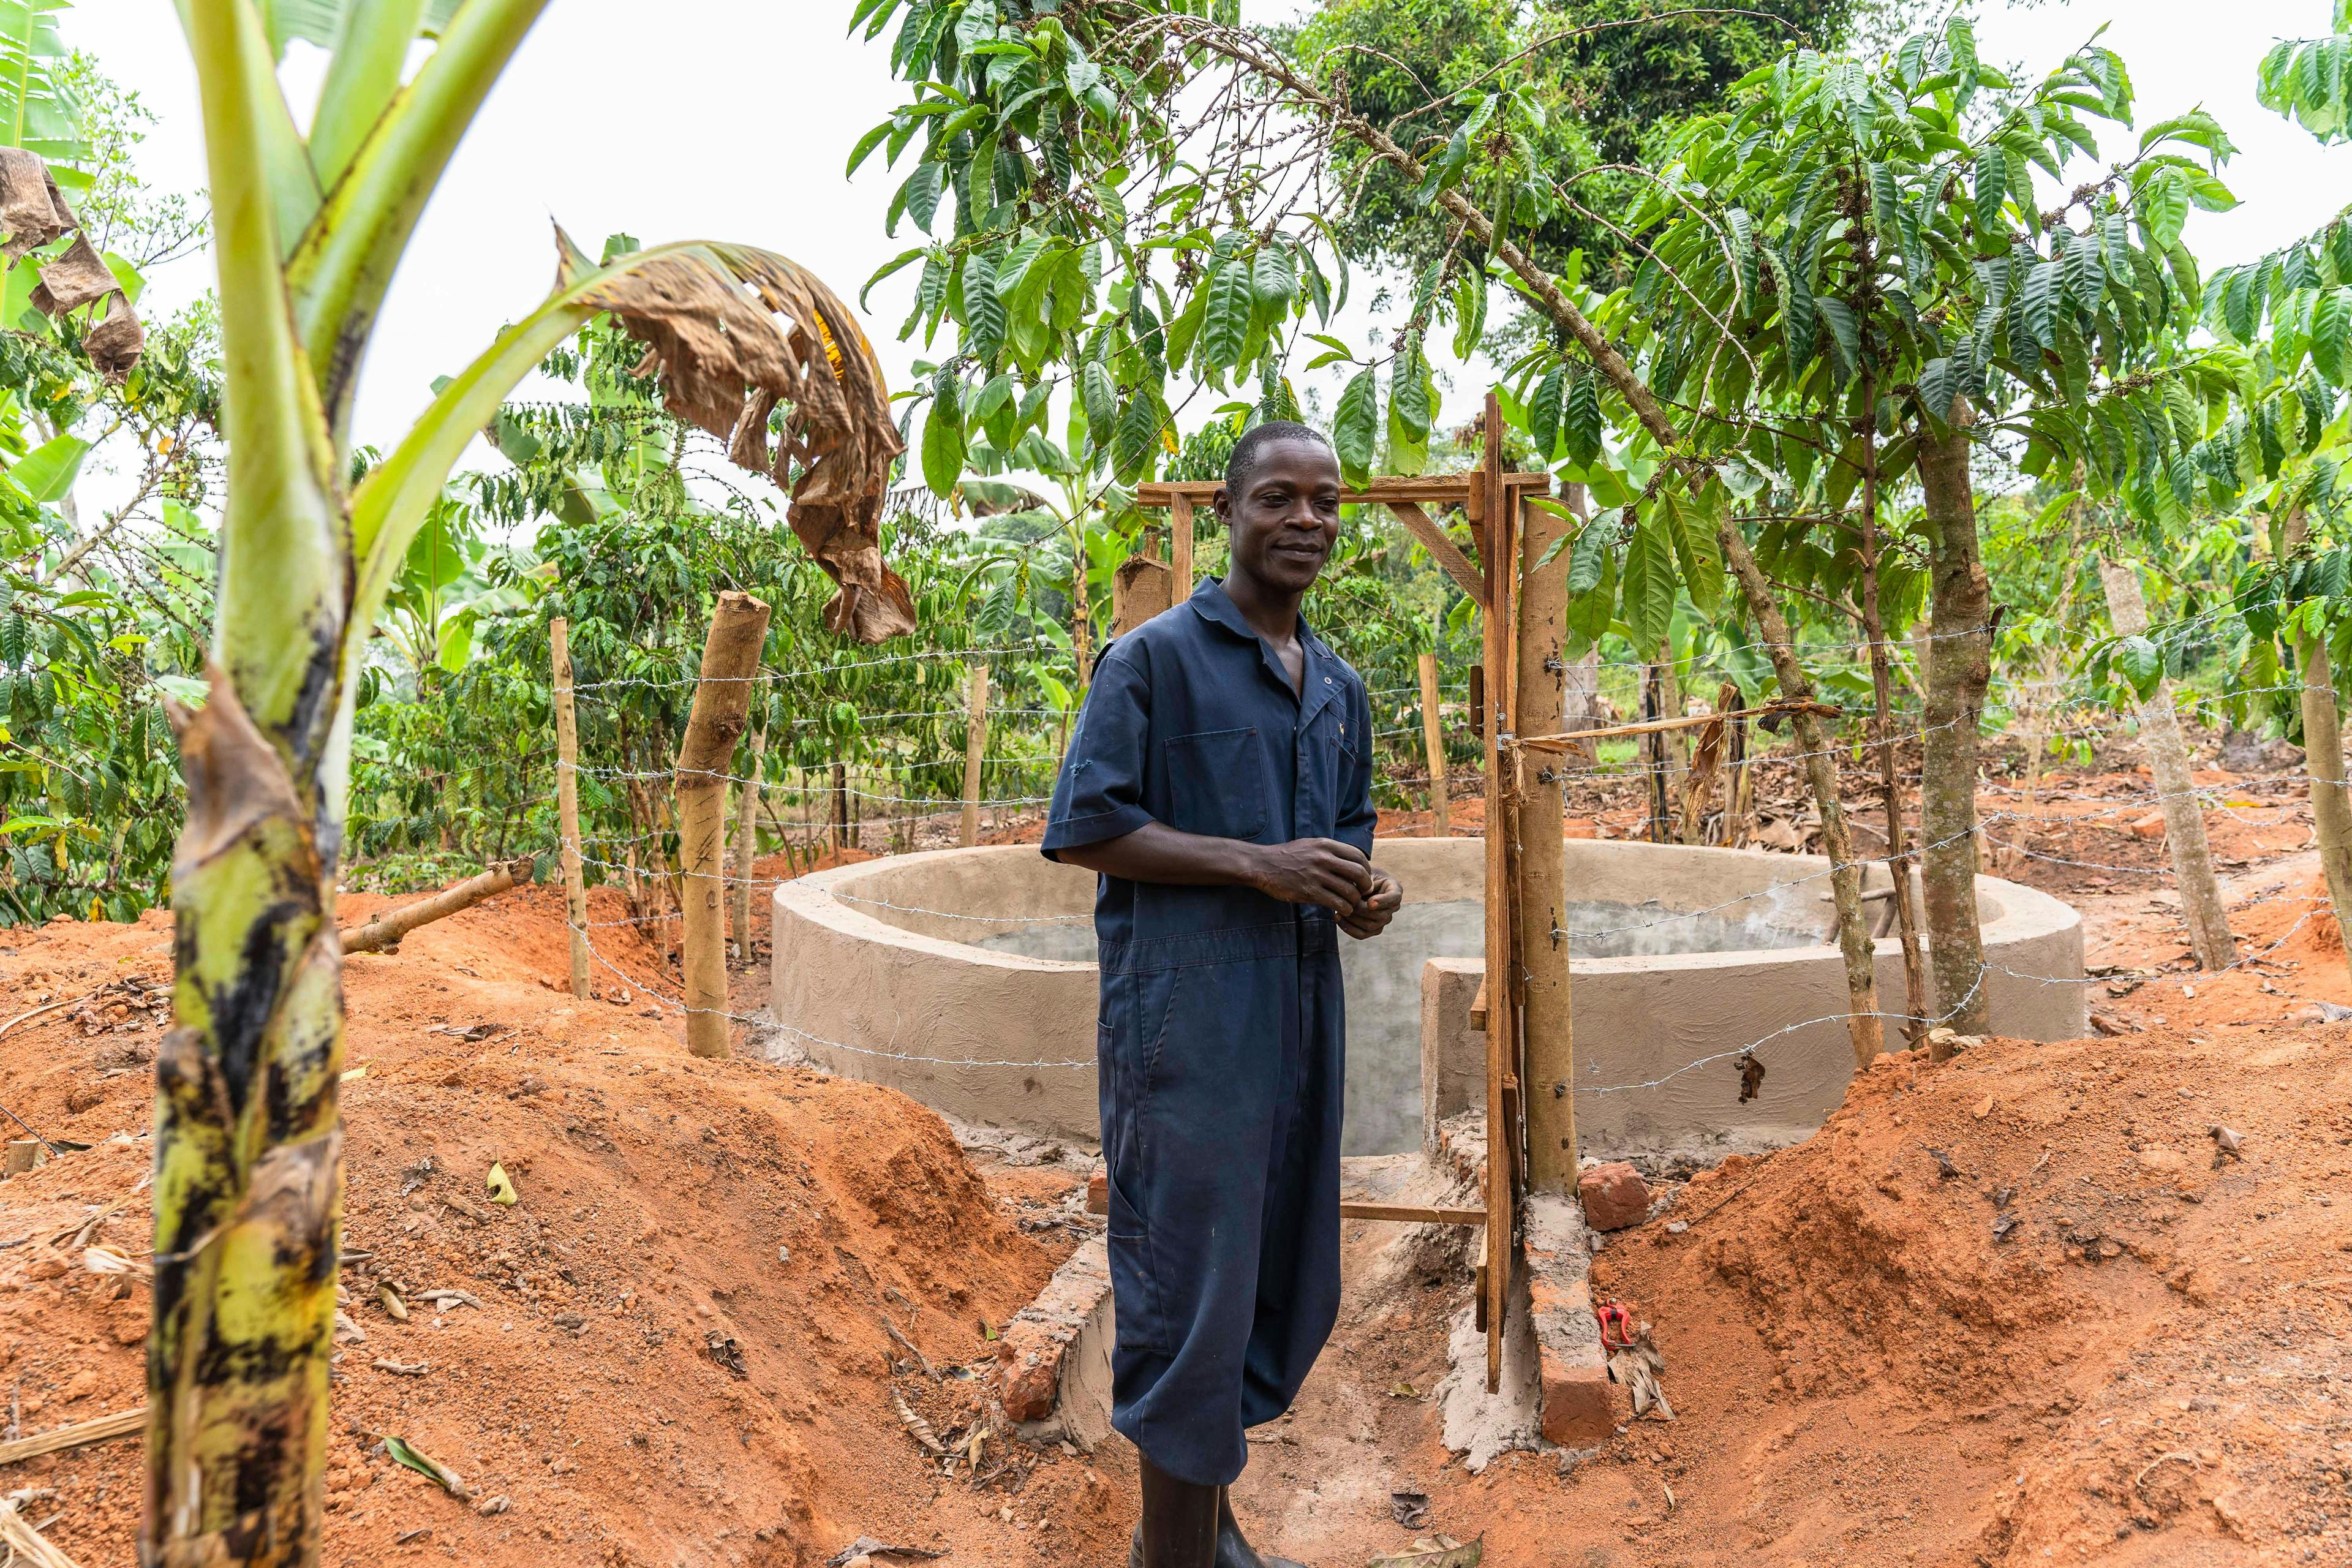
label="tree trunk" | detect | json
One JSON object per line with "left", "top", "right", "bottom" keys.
{"left": 676, "top": 591, "right": 772, "bottom": 1059}
{"left": 1716, "top": 520, "right": 1884, "bottom": 1066}
{"left": 1561, "top": 646, "right": 1603, "bottom": 766}
{"left": 1915, "top": 420, "right": 1992, "bottom": 1036}
{"left": 2098, "top": 559, "right": 2234, "bottom": 970}
{"left": 151, "top": 680, "right": 344, "bottom": 1566}
{"left": 2285, "top": 512, "right": 2352, "bottom": 981}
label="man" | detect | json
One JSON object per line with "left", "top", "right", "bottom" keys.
{"left": 1044, "top": 421, "right": 1404, "bottom": 1568}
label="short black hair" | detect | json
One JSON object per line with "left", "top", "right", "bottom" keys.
{"left": 1223, "top": 419, "right": 1338, "bottom": 496}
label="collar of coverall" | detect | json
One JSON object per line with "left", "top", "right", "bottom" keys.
{"left": 1187, "top": 576, "right": 1347, "bottom": 724}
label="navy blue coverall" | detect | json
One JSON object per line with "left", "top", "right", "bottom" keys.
{"left": 1042, "top": 576, "right": 1377, "bottom": 1487}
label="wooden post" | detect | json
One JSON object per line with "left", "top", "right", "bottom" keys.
{"left": 962, "top": 662, "right": 990, "bottom": 848}
{"left": 341, "top": 859, "right": 532, "bottom": 954}
{"left": 1520, "top": 480, "right": 1578, "bottom": 1197}
{"left": 1417, "top": 651, "right": 1450, "bottom": 837}
{"left": 551, "top": 617, "right": 590, "bottom": 999}
{"left": 1170, "top": 492, "right": 1194, "bottom": 601}
{"left": 675, "top": 590, "right": 772, "bottom": 1059}
{"left": 730, "top": 719, "right": 766, "bottom": 960}
{"left": 1476, "top": 392, "right": 1517, "bottom": 1393}
{"left": 832, "top": 761, "right": 851, "bottom": 853}
{"left": 2099, "top": 559, "right": 2235, "bottom": 970}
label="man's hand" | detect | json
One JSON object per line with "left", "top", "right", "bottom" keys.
{"left": 1248, "top": 837, "right": 1374, "bottom": 913}
{"left": 1340, "top": 869, "right": 1403, "bottom": 940}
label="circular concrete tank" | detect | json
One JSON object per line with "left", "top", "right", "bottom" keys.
{"left": 769, "top": 839, "right": 2084, "bottom": 1161}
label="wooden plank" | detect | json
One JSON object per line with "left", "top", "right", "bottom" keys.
{"left": 1084, "top": 1175, "right": 1480, "bottom": 1230}
{"left": 1340, "top": 1202, "right": 1486, "bottom": 1226}
{"left": 1133, "top": 473, "right": 1550, "bottom": 508}
{"left": 1389, "top": 502, "right": 1486, "bottom": 606}
{"left": 1170, "top": 492, "right": 1195, "bottom": 602}
{"left": 1468, "top": 976, "right": 1488, "bottom": 1031}
{"left": 1477, "top": 390, "right": 1517, "bottom": 1395}
{"left": 0, "top": 1406, "right": 144, "bottom": 1466}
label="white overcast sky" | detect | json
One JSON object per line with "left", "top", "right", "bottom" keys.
{"left": 67, "top": 0, "right": 2348, "bottom": 477}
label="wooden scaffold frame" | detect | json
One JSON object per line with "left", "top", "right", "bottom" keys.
{"left": 1131, "top": 392, "right": 1574, "bottom": 1392}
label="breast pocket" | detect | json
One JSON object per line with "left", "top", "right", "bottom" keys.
{"left": 1163, "top": 726, "right": 1268, "bottom": 840}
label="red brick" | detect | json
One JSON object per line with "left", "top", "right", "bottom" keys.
{"left": 1577, "top": 1161, "right": 1651, "bottom": 1231}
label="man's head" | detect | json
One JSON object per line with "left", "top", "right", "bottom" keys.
{"left": 1213, "top": 420, "right": 1343, "bottom": 597}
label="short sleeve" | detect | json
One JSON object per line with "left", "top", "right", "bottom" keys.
{"left": 1333, "top": 676, "right": 1377, "bottom": 857}
{"left": 1041, "top": 649, "right": 1157, "bottom": 861}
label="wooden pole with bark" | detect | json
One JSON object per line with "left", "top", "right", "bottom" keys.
{"left": 1915, "top": 418, "right": 1993, "bottom": 1035}
{"left": 339, "top": 859, "right": 531, "bottom": 954}
{"left": 551, "top": 617, "right": 590, "bottom": 1000}
{"left": 1418, "top": 650, "right": 1450, "bottom": 836}
{"left": 2284, "top": 511, "right": 2352, "bottom": 980}
{"left": 730, "top": 719, "right": 766, "bottom": 960}
{"left": 2098, "top": 559, "right": 2235, "bottom": 970}
{"left": 1856, "top": 396, "right": 1932, "bottom": 1036}
{"left": 1520, "top": 479, "right": 1579, "bottom": 1195}
{"left": 962, "top": 663, "right": 990, "bottom": 848}
{"left": 676, "top": 592, "right": 772, "bottom": 1059}
{"left": 1716, "top": 522, "right": 1885, "bottom": 1066}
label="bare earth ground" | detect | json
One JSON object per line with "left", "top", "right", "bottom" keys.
{"left": 2, "top": 760, "right": 2349, "bottom": 1566}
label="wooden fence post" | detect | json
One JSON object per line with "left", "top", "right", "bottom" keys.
{"left": 1418, "top": 651, "right": 1450, "bottom": 837}
{"left": 676, "top": 591, "right": 772, "bottom": 1059}
{"left": 551, "top": 617, "right": 590, "bottom": 999}
{"left": 730, "top": 720, "right": 766, "bottom": 960}
{"left": 1519, "top": 481, "right": 1578, "bottom": 1198}
{"left": 2098, "top": 559, "right": 2234, "bottom": 970}
{"left": 962, "top": 663, "right": 990, "bottom": 847}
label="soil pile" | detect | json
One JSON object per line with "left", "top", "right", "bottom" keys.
{"left": 0, "top": 888, "right": 1117, "bottom": 1567}
{"left": 1567, "top": 1024, "right": 2352, "bottom": 1566}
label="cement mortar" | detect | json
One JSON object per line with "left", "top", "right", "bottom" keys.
{"left": 769, "top": 838, "right": 2085, "bottom": 1157}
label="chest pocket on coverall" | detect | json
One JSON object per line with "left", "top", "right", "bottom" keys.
{"left": 1163, "top": 727, "right": 1268, "bottom": 840}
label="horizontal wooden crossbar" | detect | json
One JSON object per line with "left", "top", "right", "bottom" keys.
{"left": 1513, "top": 699, "right": 1841, "bottom": 752}
{"left": 1084, "top": 1175, "right": 1481, "bottom": 1229}
{"left": 1132, "top": 473, "right": 1553, "bottom": 508}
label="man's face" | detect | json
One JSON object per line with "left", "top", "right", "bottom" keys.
{"left": 1215, "top": 439, "right": 1344, "bottom": 595}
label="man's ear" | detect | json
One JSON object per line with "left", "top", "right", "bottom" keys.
{"left": 1210, "top": 484, "right": 1232, "bottom": 523}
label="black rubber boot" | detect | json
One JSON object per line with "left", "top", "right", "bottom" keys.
{"left": 1215, "top": 1487, "right": 1306, "bottom": 1568}
{"left": 1131, "top": 1451, "right": 1219, "bottom": 1568}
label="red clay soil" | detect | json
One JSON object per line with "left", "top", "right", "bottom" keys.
{"left": 0, "top": 885, "right": 1125, "bottom": 1568}
{"left": 5, "top": 783, "right": 2351, "bottom": 1567}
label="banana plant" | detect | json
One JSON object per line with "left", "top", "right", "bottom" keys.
{"left": 153, "top": 2, "right": 903, "bottom": 1560}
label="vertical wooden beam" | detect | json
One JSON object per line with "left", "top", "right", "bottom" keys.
{"left": 1478, "top": 392, "right": 1517, "bottom": 1393}
{"left": 1170, "top": 492, "right": 1195, "bottom": 601}
{"left": 1520, "top": 481, "right": 1578, "bottom": 1197}
{"left": 962, "top": 662, "right": 990, "bottom": 848}
{"left": 1418, "top": 651, "right": 1450, "bottom": 837}
{"left": 675, "top": 591, "right": 772, "bottom": 1059}
{"left": 550, "top": 617, "right": 589, "bottom": 1000}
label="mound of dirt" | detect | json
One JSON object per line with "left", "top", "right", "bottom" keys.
{"left": 1578, "top": 1026, "right": 2352, "bottom": 1566}
{"left": 0, "top": 889, "right": 1129, "bottom": 1567}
